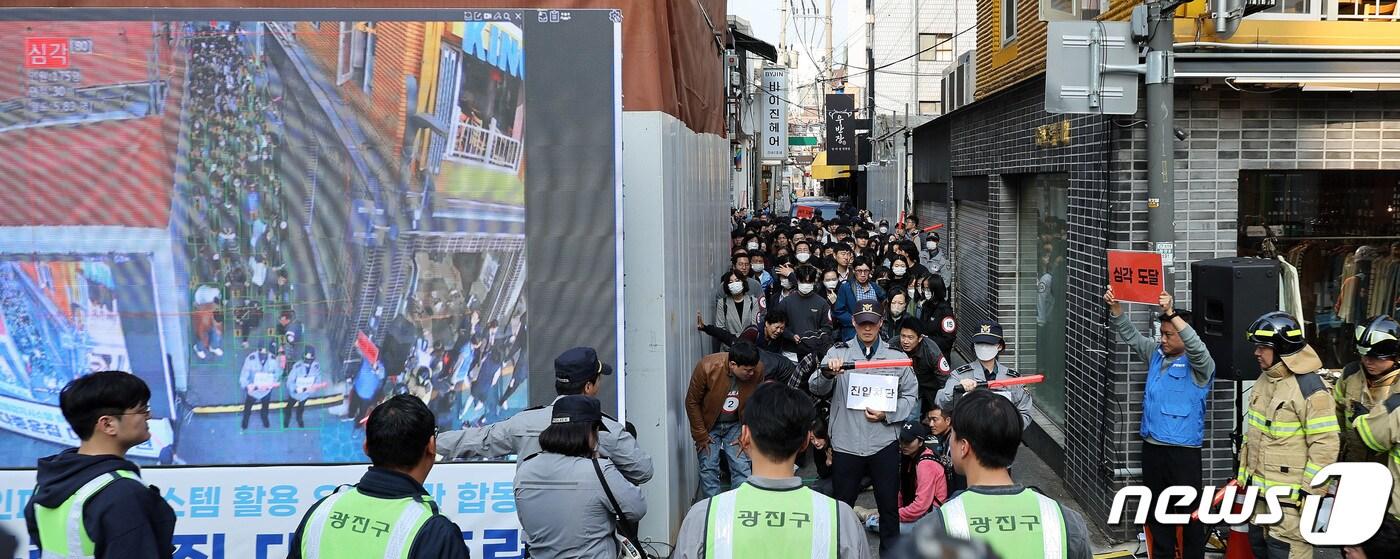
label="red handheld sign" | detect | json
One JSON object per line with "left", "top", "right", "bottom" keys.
{"left": 1107, "top": 250, "right": 1164, "bottom": 305}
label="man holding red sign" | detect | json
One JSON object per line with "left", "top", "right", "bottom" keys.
{"left": 1105, "top": 287, "right": 1216, "bottom": 559}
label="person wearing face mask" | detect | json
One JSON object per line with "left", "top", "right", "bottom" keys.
{"left": 777, "top": 265, "right": 832, "bottom": 340}
{"left": 936, "top": 321, "right": 1033, "bottom": 431}
{"left": 877, "top": 220, "right": 890, "bottom": 236}
{"left": 792, "top": 240, "right": 815, "bottom": 266}
{"left": 766, "top": 258, "right": 797, "bottom": 309}
{"left": 1241, "top": 312, "right": 1338, "bottom": 559}
{"left": 920, "top": 232, "right": 948, "bottom": 277}
{"left": 885, "top": 256, "right": 915, "bottom": 300}
{"left": 880, "top": 291, "right": 914, "bottom": 342}
{"left": 744, "top": 236, "right": 763, "bottom": 255}
{"left": 713, "top": 270, "right": 760, "bottom": 351}
{"left": 821, "top": 269, "right": 841, "bottom": 310}
{"left": 1334, "top": 315, "right": 1400, "bottom": 463}
{"left": 918, "top": 275, "right": 956, "bottom": 357}
{"left": 898, "top": 239, "right": 930, "bottom": 279}
{"left": 749, "top": 252, "right": 774, "bottom": 291}
{"left": 724, "top": 251, "right": 762, "bottom": 297}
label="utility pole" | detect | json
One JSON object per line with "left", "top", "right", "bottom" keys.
{"left": 824, "top": 0, "right": 833, "bottom": 94}
{"left": 779, "top": 0, "right": 788, "bottom": 67}
{"left": 865, "top": 0, "right": 876, "bottom": 210}
{"left": 1145, "top": 1, "right": 1176, "bottom": 285}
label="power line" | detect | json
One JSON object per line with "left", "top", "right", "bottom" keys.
{"left": 804, "top": 24, "right": 976, "bottom": 88}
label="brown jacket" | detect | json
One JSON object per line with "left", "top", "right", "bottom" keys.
{"left": 685, "top": 352, "right": 764, "bottom": 444}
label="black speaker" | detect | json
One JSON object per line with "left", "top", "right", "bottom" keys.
{"left": 1191, "top": 257, "right": 1280, "bottom": 381}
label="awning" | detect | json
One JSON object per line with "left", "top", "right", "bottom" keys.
{"left": 811, "top": 151, "right": 851, "bottom": 180}
{"left": 731, "top": 28, "right": 777, "bottom": 63}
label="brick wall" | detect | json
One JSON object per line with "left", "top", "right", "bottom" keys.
{"left": 944, "top": 77, "right": 1400, "bottom": 538}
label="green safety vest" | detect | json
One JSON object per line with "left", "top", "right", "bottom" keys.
{"left": 940, "top": 488, "right": 1068, "bottom": 559}
{"left": 299, "top": 487, "right": 437, "bottom": 559}
{"left": 704, "top": 483, "right": 839, "bottom": 559}
{"left": 33, "top": 470, "right": 141, "bottom": 559}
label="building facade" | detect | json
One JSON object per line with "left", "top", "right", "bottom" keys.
{"left": 916, "top": 0, "right": 1400, "bottom": 538}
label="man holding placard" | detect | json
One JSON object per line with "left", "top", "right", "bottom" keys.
{"left": 810, "top": 298, "right": 919, "bottom": 554}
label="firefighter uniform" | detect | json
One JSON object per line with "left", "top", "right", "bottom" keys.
{"left": 1241, "top": 312, "right": 1340, "bottom": 559}
{"left": 1352, "top": 393, "right": 1400, "bottom": 521}
{"left": 1334, "top": 362, "right": 1400, "bottom": 462}
{"left": 1335, "top": 315, "right": 1400, "bottom": 463}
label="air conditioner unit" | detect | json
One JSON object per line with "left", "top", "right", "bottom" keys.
{"left": 941, "top": 50, "right": 977, "bottom": 113}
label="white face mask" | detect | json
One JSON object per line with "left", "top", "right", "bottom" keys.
{"left": 879, "top": 227, "right": 889, "bottom": 234}
{"left": 798, "top": 282, "right": 815, "bottom": 295}
{"left": 780, "top": 277, "right": 793, "bottom": 289}
{"left": 927, "top": 241, "right": 938, "bottom": 251}
{"left": 892, "top": 266, "right": 907, "bottom": 277}
{"left": 746, "top": 242, "right": 760, "bottom": 251}
{"left": 823, "top": 280, "right": 839, "bottom": 290}
{"left": 922, "top": 289, "right": 933, "bottom": 299}
{"left": 907, "top": 287, "right": 916, "bottom": 298}
{"left": 890, "top": 304, "right": 907, "bottom": 315}
{"left": 796, "top": 252, "right": 811, "bottom": 263}
{"left": 752, "top": 263, "right": 765, "bottom": 273}
{"left": 974, "top": 343, "right": 1001, "bottom": 362}
{"left": 727, "top": 282, "right": 744, "bottom": 295}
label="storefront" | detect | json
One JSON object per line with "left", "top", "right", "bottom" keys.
{"left": 1238, "top": 170, "right": 1400, "bottom": 368}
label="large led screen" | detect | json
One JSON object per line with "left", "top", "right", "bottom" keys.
{"left": 0, "top": 8, "right": 623, "bottom": 467}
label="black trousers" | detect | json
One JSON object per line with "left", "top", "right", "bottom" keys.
{"left": 241, "top": 393, "right": 270, "bottom": 429}
{"left": 833, "top": 442, "right": 901, "bottom": 555}
{"left": 283, "top": 397, "right": 307, "bottom": 427}
{"left": 1143, "top": 442, "right": 1206, "bottom": 559}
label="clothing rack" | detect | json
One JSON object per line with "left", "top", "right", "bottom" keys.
{"left": 1271, "top": 236, "right": 1400, "bottom": 241}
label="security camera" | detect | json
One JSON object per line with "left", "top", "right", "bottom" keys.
{"left": 1173, "top": 128, "right": 1188, "bottom": 141}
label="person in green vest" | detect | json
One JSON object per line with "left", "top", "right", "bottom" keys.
{"left": 900, "top": 389, "right": 1091, "bottom": 559}
{"left": 672, "top": 382, "right": 870, "bottom": 558}
{"left": 287, "top": 395, "right": 469, "bottom": 559}
{"left": 25, "top": 370, "right": 176, "bottom": 559}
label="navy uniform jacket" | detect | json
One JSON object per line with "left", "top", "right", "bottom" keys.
{"left": 287, "top": 467, "right": 469, "bottom": 559}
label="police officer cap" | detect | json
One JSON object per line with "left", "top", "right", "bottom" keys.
{"left": 853, "top": 299, "right": 884, "bottom": 325}
{"left": 1356, "top": 315, "right": 1400, "bottom": 360}
{"left": 970, "top": 321, "right": 1004, "bottom": 345}
{"left": 551, "top": 395, "right": 609, "bottom": 431}
{"left": 1246, "top": 311, "right": 1306, "bottom": 356}
{"left": 555, "top": 347, "right": 613, "bottom": 385}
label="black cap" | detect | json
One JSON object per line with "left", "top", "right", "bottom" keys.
{"left": 899, "top": 421, "right": 930, "bottom": 443}
{"left": 853, "top": 299, "right": 883, "bottom": 325}
{"left": 551, "top": 395, "right": 609, "bottom": 431}
{"left": 970, "top": 321, "right": 1004, "bottom": 345}
{"left": 555, "top": 347, "right": 613, "bottom": 385}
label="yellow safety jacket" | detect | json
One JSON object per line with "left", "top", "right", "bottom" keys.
{"left": 1237, "top": 346, "right": 1340, "bottom": 505}
{"left": 1352, "top": 392, "right": 1400, "bottom": 520}
{"left": 1334, "top": 362, "right": 1400, "bottom": 463}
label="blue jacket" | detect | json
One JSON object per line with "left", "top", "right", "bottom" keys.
{"left": 832, "top": 280, "right": 886, "bottom": 339}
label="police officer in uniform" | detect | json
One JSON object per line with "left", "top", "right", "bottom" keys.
{"left": 936, "top": 321, "right": 1033, "bottom": 431}
{"left": 904, "top": 389, "right": 1091, "bottom": 558}
{"left": 673, "top": 383, "right": 870, "bottom": 558}
{"left": 25, "top": 371, "right": 175, "bottom": 559}
{"left": 810, "top": 299, "right": 919, "bottom": 554}
{"left": 1241, "top": 312, "right": 1340, "bottom": 559}
{"left": 513, "top": 396, "right": 646, "bottom": 558}
{"left": 288, "top": 395, "right": 469, "bottom": 559}
{"left": 436, "top": 347, "right": 653, "bottom": 485}
{"left": 1335, "top": 315, "right": 1400, "bottom": 463}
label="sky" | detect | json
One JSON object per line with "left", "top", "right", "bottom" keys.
{"left": 728, "top": 0, "right": 850, "bottom": 82}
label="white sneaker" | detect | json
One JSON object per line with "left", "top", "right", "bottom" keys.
{"left": 193, "top": 345, "right": 207, "bottom": 360}
{"left": 211, "top": 347, "right": 224, "bottom": 357}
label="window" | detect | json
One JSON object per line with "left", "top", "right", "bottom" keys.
{"left": 1014, "top": 174, "right": 1069, "bottom": 427}
{"left": 919, "top": 100, "right": 942, "bottom": 115}
{"left": 918, "top": 33, "right": 953, "bottom": 62}
{"left": 1002, "top": 0, "right": 1018, "bottom": 45}
{"left": 336, "top": 22, "right": 376, "bottom": 91}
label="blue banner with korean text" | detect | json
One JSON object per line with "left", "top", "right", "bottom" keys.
{"left": 0, "top": 463, "right": 523, "bottom": 559}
